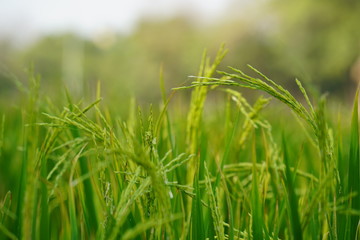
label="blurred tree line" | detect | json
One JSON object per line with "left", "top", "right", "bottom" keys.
{"left": 1, "top": 0, "right": 359, "bottom": 109}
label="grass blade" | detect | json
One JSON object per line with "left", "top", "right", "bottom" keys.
{"left": 251, "top": 133, "right": 263, "bottom": 240}
{"left": 191, "top": 172, "right": 205, "bottom": 240}
{"left": 282, "top": 136, "right": 302, "bottom": 240}
{"left": 348, "top": 89, "right": 360, "bottom": 240}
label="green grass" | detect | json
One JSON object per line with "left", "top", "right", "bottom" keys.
{"left": 0, "top": 47, "right": 359, "bottom": 239}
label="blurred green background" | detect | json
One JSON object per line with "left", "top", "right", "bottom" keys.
{"left": 1, "top": 0, "right": 360, "bottom": 109}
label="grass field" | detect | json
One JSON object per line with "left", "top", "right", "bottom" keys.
{"left": 0, "top": 47, "right": 359, "bottom": 239}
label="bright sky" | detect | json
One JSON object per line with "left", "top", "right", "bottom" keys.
{"left": 0, "top": 0, "right": 240, "bottom": 43}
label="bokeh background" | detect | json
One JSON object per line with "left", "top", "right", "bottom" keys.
{"left": 1, "top": 0, "right": 360, "bottom": 109}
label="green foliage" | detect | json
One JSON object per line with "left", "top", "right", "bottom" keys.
{"left": 0, "top": 48, "right": 359, "bottom": 240}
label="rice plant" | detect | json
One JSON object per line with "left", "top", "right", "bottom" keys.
{"left": 0, "top": 47, "right": 359, "bottom": 240}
